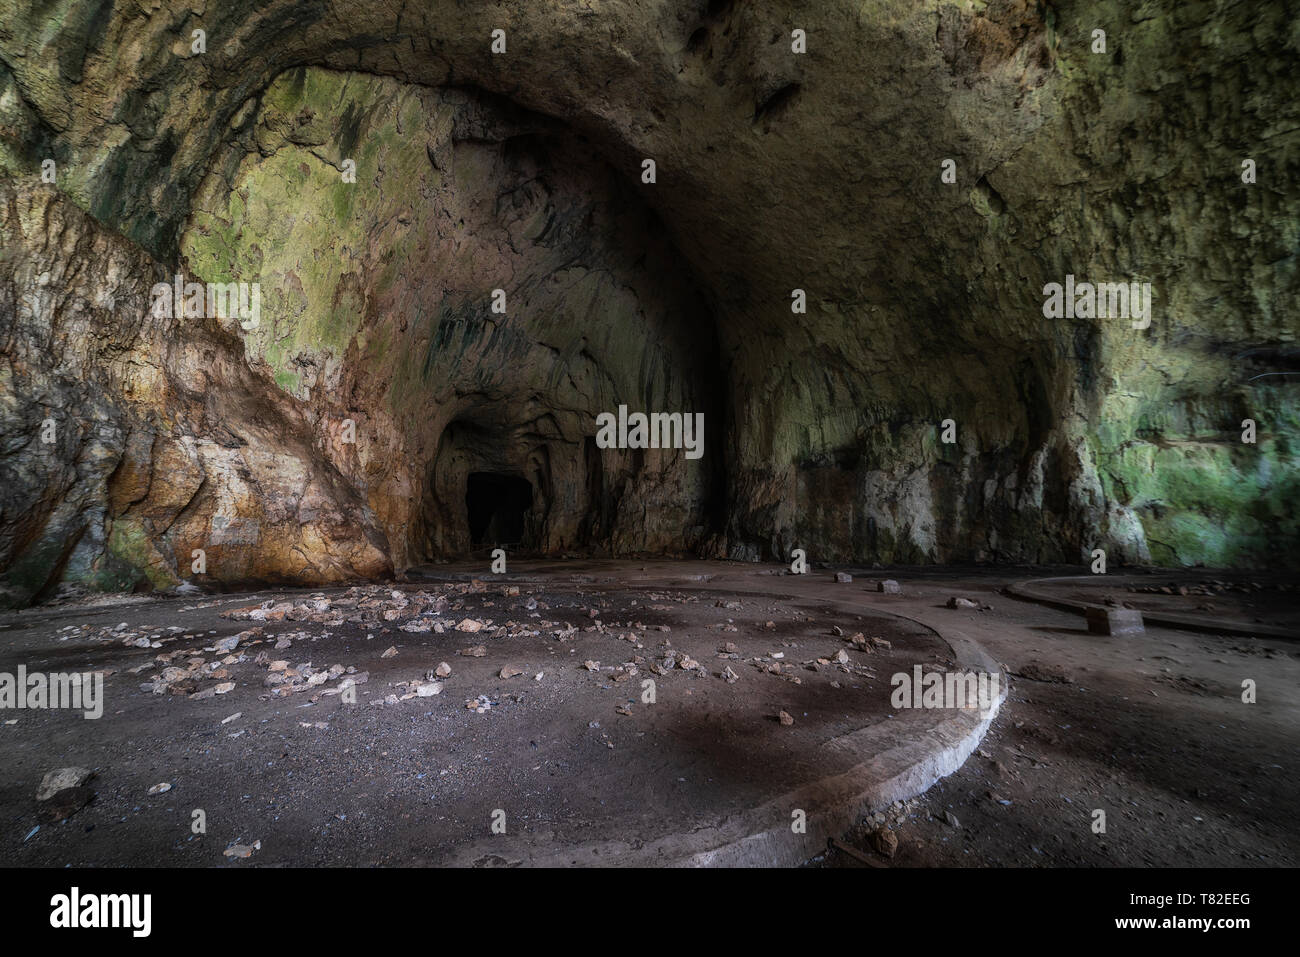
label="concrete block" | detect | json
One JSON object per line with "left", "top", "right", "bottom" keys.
{"left": 1086, "top": 606, "right": 1144, "bottom": 636}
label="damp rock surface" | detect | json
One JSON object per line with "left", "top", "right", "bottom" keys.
{"left": 0, "top": 1, "right": 1296, "bottom": 600}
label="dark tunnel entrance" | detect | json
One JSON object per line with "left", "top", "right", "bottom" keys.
{"left": 466, "top": 472, "right": 534, "bottom": 546}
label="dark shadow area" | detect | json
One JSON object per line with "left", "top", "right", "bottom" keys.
{"left": 466, "top": 471, "right": 533, "bottom": 545}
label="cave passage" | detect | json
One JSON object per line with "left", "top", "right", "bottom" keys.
{"left": 466, "top": 471, "right": 534, "bottom": 546}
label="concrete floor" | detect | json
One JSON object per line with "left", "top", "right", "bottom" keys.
{"left": 2, "top": 560, "right": 1295, "bottom": 867}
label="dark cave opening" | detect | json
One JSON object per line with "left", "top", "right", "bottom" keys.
{"left": 466, "top": 471, "right": 534, "bottom": 546}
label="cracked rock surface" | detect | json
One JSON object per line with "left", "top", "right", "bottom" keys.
{"left": 1, "top": 0, "right": 1297, "bottom": 601}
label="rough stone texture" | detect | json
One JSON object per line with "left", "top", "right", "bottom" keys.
{"left": 0, "top": 183, "right": 390, "bottom": 605}
{"left": 1085, "top": 605, "right": 1145, "bottom": 637}
{"left": 180, "top": 69, "right": 723, "bottom": 568}
{"left": 0, "top": 0, "right": 1297, "bottom": 600}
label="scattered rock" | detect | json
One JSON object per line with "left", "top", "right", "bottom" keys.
{"left": 460, "top": 645, "right": 487, "bottom": 657}
{"left": 499, "top": 665, "right": 523, "bottom": 679}
{"left": 457, "top": 619, "right": 485, "bottom": 633}
{"left": 147, "top": 782, "right": 172, "bottom": 795}
{"left": 37, "top": 767, "right": 93, "bottom": 801}
{"left": 835, "top": 572, "right": 853, "bottom": 583}
{"left": 435, "top": 662, "right": 452, "bottom": 678}
{"left": 778, "top": 710, "right": 794, "bottom": 726}
{"left": 381, "top": 646, "right": 398, "bottom": 658}
{"left": 223, "top": 840, "right": 262, "bottom": 859}
{"left": 36, "top": 786, "right": 94, "bottom": 823}
{"left": 869, "top": 828, "right": 898, "bottom": 858}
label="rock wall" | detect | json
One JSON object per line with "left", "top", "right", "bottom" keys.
{"left": 0, "top": 182, "right": 390, "bottom": 606}
{"left": 180, "top": 68, "right": 724, "bottom": 568}
{"left": 1, "top": 0, "right": 1296, "bottom": 600}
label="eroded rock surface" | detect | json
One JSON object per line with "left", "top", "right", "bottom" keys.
{"left": 1, "top": 1, "right": 1296, "bottom": 601}
{"left": 0, "top": 183, "right": 390, "bottom": 605}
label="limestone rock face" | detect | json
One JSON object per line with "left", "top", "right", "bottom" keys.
{"left": 0, "top": 0, "right": 1296, "bottom": 599}
{"left": 179, "top": 70, "right": 723, "bottom": 569}
{"left": 0, "top": 182, "right": 390, "bottom": 605}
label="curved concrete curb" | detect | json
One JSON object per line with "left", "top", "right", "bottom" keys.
{"left": 437, "top": 594, "right": 1006, "bottom": 868}
{"left": 1006, "top": 576, "right": 1299, "bottom": 640}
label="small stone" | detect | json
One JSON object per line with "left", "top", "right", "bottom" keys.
{"left": 147, "top": 782, "right": 172, "bottom": 795}
{"left": 778, "top": 710, "right": 794, "bottom": 726}
{"left": 835, "top": 572, "right": 853, "bottom": 583}
{"left": 878, "top": 580, "right": 901, "bottom": 594}
{"left": 37, "top": 786, "right": 94, "bottom": 823}
{"left": 583, "top": 660, "right": 600, "bottom": 671}
{"left": 460, "top": 645, "right": 487, "bottom": 657}
{"left": 381, "top": 646, "right": 398, "bottom": 658}
{"left": 946, "top": 596, "right": 980, "bottom": 609}
{"left": 223, "top": 840, "right": 261, "bottom": 859}
{"left": 435, "top": 662, "right": 452, "bottom": 678}
{"left": 499, "top": 665, "right": 523, "bottom": 679}
{"left": 457, "top": 618, "right": 484, "bottom": 633}
{"left": 37, "top": 767, "right": 92, "bottom": 801}
{"left": 415, "top": 681, "right": 443, "bottom": 697}
{"left": 214, "top": 681, "right": 235, "bottom": 694}
{"left": 720, "top": 665, "right": 739, "bottom": 683}
{"left": 942, "top": 810, "right": 960, "bottom": 828}
{"left": 869, "top": 828, "right": 898, "bottom": 858}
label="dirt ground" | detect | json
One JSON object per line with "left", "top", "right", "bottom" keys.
{"left": 1, "top": 572, "right": 947, "bottom": 866}
{"left": 816, "top": 568, "right": 1299, "bottom": 868}
{"left": 2, "top": 561, "right": 1296, "bottom": 868}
